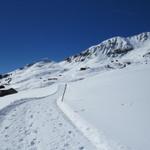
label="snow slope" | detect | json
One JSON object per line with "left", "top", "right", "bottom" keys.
{"left": 0, "top": 32, "right": 150, "bottom": 150}
{"left": 0, "top": 85, "right": 96, "bottom": 150}
{"left": 1, "top": 32, "right": 150, "bottom": 91}
{"left": 64, "top": 64, "right": 150, "bottom": 150}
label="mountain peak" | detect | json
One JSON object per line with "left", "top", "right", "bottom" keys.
{"left": 65, "top": 32, "right": 150, "bottom": 63}
{"left": 1, "top": 32, "right": 150, "bottom": 91}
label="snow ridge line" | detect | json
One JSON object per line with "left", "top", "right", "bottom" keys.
{"left": 56, "top": 84, "right": 111, "bottom": 150}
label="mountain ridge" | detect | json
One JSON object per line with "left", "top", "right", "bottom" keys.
{"left": 0, "top": 32, "right": 150, "bottom": 91}
{"left": 65, "top": 32, "right": 150, "bottom": 63}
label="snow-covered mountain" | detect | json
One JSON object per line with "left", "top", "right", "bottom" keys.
{"left": 0, "top": 32, "right": 150, "bottom": 150}
{"left": 1, "top": 32, "right": 150, "bottom": 91}
{"left": 65, "top": 32, "right": 150, "bottom": 62}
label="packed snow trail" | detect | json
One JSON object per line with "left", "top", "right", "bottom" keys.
{"left": 0, "top": 91, "right": 96, "bottom": 150}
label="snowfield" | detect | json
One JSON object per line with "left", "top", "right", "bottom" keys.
{"left": 64, "top": 64, "right": 150, "bottom": 150}
{"left": 0, "top": 32, "right": 150, "bottom": 150}
{"left": 0, "top": 85, "right": 96, "bottom": 150}
{"left": 0, "top": 64, "right": 149, "bottom": 150}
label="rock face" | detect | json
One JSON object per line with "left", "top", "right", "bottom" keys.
{"left": 0, "top": 85, "right": 5, "bottom": 89}
{"left": 0, "top": 74, "right": 10, "bottom": 79}
{"left": 0, "top": 88, "right": 18, "bottom": 97}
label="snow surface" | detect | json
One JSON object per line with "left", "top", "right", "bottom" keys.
{"left": 0, "top": 32, "right": 150, "bottom": 150}
{"left": 0, "top": 85, "right": 96, "bottom": 150}
{"left": 1, "top": 64, "right": 149, "bottom": 150}
{"left": 64, "top": 64, "right": 150, "bottom": 150}
{"left": 1, "top": 32, "right": 150, "bottom": 91}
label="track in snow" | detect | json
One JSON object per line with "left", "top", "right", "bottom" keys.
{"left": 0, "top": 92, "right": 96, "bottom": 150}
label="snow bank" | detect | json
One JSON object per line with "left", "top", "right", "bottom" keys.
{"left": 57, "top": 84, "right": 129, "bottom": 150}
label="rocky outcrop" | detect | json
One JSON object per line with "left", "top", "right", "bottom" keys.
{"left": 0, "top": 74, "right": 10, "bottom": 79}
{"left": 0, "top": 85, "right": 5, "bottom": 89}
{"left": 0, "top": 88, "right": 18, "bottom": 97}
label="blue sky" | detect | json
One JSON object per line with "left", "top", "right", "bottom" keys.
{"left": 0, "top": 0, "right": 150, "bottom": 73}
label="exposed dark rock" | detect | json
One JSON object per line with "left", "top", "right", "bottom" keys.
{"left": 26, "top": 63, "right": 34, "bottom": 68}
{"left": 125, "top": 61, "right": 131, "bottom": 65}
{"left": 107, "top": 47, "right": 133, "bottom": 57}
{"left": 0, "top": 88, "right": 18, "bottom": 97}
{"left": 2, "top": 74, "right": 10, "bottom": 78}
{"left": 80, "top": 67, "right": 89, "bottom": 71}
{"left": 65, "top": 57, "right": 72, "bottom": 63}
{"left": 143, "top": 52, "right": 150, "bottom": 58}
{"left": 48, "top": 78, "right": 58, "bottom": 80}
{"left": 106, "top": 64, "right": 114, "bottom": 69}
{"left": 0, "top": 85, "right": 5, "bottom": 89}
{"left": 0, "top": 74, "right": 10, "bottom": 79}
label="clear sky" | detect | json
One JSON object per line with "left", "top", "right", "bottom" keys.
{"left": 0, "top": 0, "right": 150, "bottom": 73}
